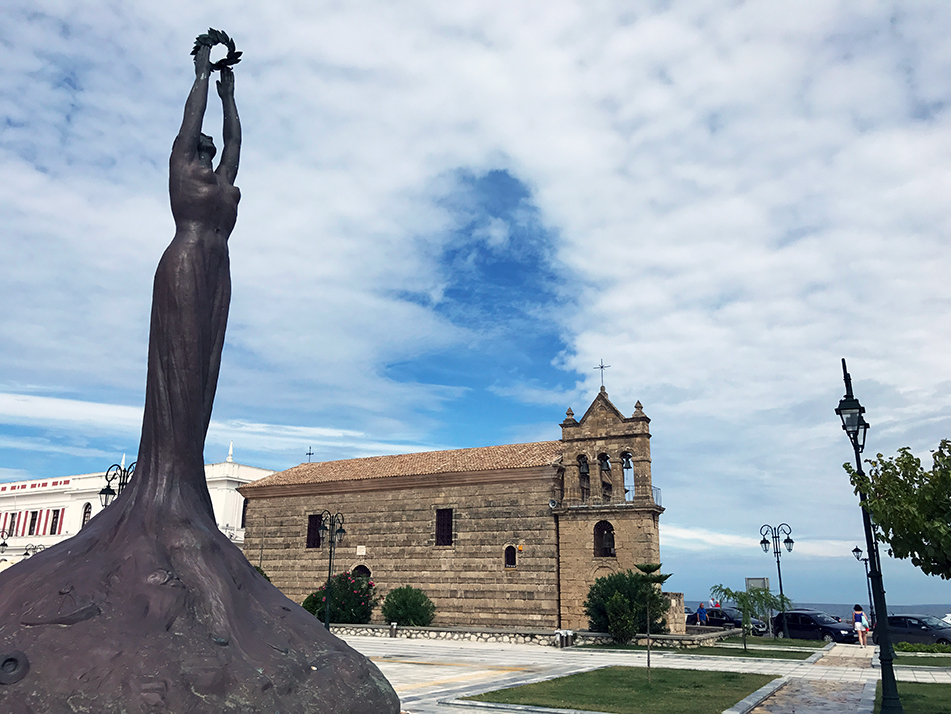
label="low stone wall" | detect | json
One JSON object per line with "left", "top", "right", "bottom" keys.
{"left": 330, "top": 623, "right": 563, "bottom": 646}
{"left": 330, "top": 623, "right": 734, "bottom": 649}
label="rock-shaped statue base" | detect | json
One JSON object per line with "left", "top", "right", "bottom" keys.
{"left": 0, "top": 498, "right": 399, "bottom": 713}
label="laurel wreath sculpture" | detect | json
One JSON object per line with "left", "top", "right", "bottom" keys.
{"left": 191, "top": 28, "right": 242, "bottom": 71}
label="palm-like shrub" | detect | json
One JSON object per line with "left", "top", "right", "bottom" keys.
{"left": 381, "top": 585, "right": 436, "bottom": 626}
{"left": 302, "top": 572, "right": 378, "bottom": 624}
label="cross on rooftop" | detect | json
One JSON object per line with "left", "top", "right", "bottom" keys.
{"left": 306, "top": 446, "right": 314, "bottom": 463}
{"left": 593, "top": 359, "right": 611, "bottom": 387}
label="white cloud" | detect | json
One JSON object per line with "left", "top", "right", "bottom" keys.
{"left": 4, "top": 0, "right": 951, "bottom": 601}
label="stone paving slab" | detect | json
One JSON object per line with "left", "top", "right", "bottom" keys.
{"left": 345, "top": 635, "right": 949, "bottom": 714}
{"left": 748, "top": 678, "right": 876, "bottom": 714}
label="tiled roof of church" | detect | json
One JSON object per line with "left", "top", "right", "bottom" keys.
{"left": 244, "top": 440, "right": 564, "bottom": 488}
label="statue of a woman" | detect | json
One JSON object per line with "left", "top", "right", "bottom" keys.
{"left": 0, "top": 36, "right": 399, "bottom": 713}
{"left": 128, "top": 43, "right": 240, "bottom": 523}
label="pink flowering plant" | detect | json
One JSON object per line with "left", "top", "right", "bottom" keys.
{"left": 302, "top": 572, "right": 378, "bottom": 624}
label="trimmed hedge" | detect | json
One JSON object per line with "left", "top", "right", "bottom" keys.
{"left": 381, "top": 585, "right": 436, "bottom": 626}
{"left": 894, "top": 641, "right": 951, "bottom": 653}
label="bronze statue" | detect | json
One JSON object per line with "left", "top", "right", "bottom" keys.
{"left": 0, "top": 31, "right": 399, "bottom": 713}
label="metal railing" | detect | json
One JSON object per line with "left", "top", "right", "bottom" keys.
{"left": 622, "top": 484, "right": 662, "bottom": 506}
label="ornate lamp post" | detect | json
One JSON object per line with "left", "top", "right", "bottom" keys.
{"left": 318, "top": 511, "right": 346, "bottom": 631}
{"left": 23, "top": 544, "right": 45, "bottom": 558}
{"left": 99, "top": 457, "right": 136, "bottom": 508}
{"left": 852, "top": 546, "right": 876, "bottom": 627}
{"left": 759, "top": 523, "right": 794, "bottom": 638}
{"left": 0, "top": 528, "right": 10, "bottom": 554}
{"left": 837, "top": 358, "right": 902, "bottom": 713}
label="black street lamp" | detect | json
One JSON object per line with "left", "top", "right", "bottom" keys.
{"left": 100, "top": 458, "right": 136, "bottom": 507}
{"left": 318, "top": 510, "right": 346, "bottom": 631}
{"left": 0, "top": 528, "right": 10, "bottom": 554}
{"left": 837, "top": 358, "right": 902, "bottom": 713}
{"left": 852, "top": 546, "right": 876, "bottom": 627}
{"left": 23, "top": 544, "right": 45, "bottom": 558}
{"left": 760, "top": 523, "right": 794, "bottom": 638}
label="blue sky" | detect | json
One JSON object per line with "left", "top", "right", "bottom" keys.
{"left": 2, "top": 1, "right": 951, "bottom": 606}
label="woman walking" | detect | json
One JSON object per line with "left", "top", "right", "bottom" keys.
{"left": 853, "top": 604, "right": 870, "bottom": 647}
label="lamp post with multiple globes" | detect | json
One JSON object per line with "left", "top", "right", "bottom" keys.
{"left": 759, "top": 523, "right": 793, "bottom": 638}
{"left": 836, "top": 358, "right": 902, "bottom": 713}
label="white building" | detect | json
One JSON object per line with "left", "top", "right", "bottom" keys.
{"left": 0, "top": 447, "right": 272, "bottom": 570}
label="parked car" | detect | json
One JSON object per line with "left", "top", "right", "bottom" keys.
{"left": 873, "top": 614, "right": 951, "bottom": 646}
{"left": 772, "top": 610, "right": 857, "bottom": 643}
{"left": 716, "top": 607, "right": 768, "bottom": 636}
{"left": 686, "top": 607, "right": 767, "bottom": 635}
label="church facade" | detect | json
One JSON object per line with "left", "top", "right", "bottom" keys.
{"left": 240, "top": 388, "right": 684, "bottom": 632}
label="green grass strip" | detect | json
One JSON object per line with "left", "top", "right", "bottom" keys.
{"left": 466, "top": 666, "right": 777, "bottom": 714}
{"left": 721, "top": 635, "right": 825, "bottom": 648}
{"left": 894, "top": 654, "right": 951, "bottom": 668}
{"left": 580, "top": 643, "right": 810, "bottom": 660}
{"left": 875, "top": 681, "right": 951, "bottom": 714}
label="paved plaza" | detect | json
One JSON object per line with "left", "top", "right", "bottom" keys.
{"left": 341, "top": 635, "right": 951, "bottom": 714}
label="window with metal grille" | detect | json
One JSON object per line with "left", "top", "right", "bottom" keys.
{"left": 306, "top": 513, "right": 323, "bottom": 548}
{"left": 81, "top": 503, "right": 92, "bottom": 528}
{"left": 435, "top": 508, "right": 453, "bottom": 546}
{"left": 50, "top": 509, "right": 60, "bottom": 535}
{"left": 28, "top": 511, "right": 38, "bottom": 536}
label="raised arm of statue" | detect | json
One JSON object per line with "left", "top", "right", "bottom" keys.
{"left": 215, "top": 66, "right": 240, "bottom": 185}
{"left": 171, "top": 44, "right": 212, "bottom": 167}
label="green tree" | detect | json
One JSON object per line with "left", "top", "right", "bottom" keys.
{"left": 584, "top": 567, "right": 670, "bottom": 636}
{"left": 605, "top": 592, "right": 637, "bottom": 644}
{"left": 302, "top": 572, "right": 378, "bottom": 624}
{"left": 635, "top": 563, "right": 672, "bottom": 681}
{"left": 710, "top": 585, "right": 791, "bottom": 649}
{"left": 845, "top": 440, "right": 951, "bottom": 580}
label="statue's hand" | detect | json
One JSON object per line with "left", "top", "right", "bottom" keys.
{"left": 216, "top": 66, "right": 234, "bottom": 99}
{"left": 194, "top": 45, "right": 211, "bottom": 77}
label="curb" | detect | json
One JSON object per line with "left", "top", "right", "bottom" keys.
{"left": 804, "top": 641, "right": 837, "bottom": 664}
{"left": 859, "top": 679, "right": 878, "bottom": 713}
{"left": 721, "top": 676, "right": 788, "bottom": 714}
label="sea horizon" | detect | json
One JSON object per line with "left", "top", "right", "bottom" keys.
{"left": 688, "top": 600, "right": 951, "bottom": 622}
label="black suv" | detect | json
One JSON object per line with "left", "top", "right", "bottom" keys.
{"left": 687, "top": 607, "right": 768, "bottom": 635}
{"left": 873, "top": 615, "right": 951, "bottom": 646}
{"left": 772, "top": 610, "right": 857, "bottom": 643}
{"left": 713, "top": 607, "right": 768, "bottom": 636}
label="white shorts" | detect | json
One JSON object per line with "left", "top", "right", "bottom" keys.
{"left": 854, "top": 622, "right": 867, "bottom": 632}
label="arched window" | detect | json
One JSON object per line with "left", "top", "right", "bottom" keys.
{"left": 351, "top": 564, "right": 371, "bottom": 579}
{"left": 81, "top": 503, "right": 93, "bottom": 529}
{"left": 594, "top": 520, "right": 616, "bottom": 558}
{"left": 240, "top": 498, "right": 248, "bottom": 529}
{"left": 578, "top": 455, "right": 590, "bottom": 502}
{"left": 621, "top": 452, "right": 634, "bottom": 500}
{"left": 598, "top": 454, "right": 612, "bottom": 501}
{"left": 504, "top": 545, "right": 517, "bottom": 569}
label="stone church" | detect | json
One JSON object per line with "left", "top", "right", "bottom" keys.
{"left": 240, "top": 388, "right": 684, "bottom": 632}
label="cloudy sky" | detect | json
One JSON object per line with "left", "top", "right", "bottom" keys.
{"left": 2, "top": 1, "right": 950, "bottom": 606}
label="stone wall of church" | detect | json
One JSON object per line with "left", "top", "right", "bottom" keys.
{"left": 556, "top": 503, "right": 662, "bottom": 630}
{"left": 243, "top": 466, "right": 564, "bottom": 629}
